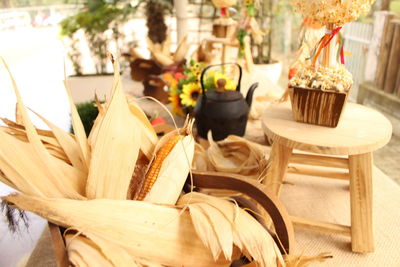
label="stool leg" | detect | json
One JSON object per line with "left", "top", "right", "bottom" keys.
{"left": 263, "top": 142, "right": 292, "bottom": 196}
{"left": 349, "top": 152, "right": 374, "bottom": 253}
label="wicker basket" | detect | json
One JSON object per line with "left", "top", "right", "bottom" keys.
{"left": 289, "top": 86, "right": 349, "bottom": 127}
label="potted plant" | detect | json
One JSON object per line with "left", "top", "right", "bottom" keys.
{"left": 237, "top": 0, "right": 283, "bottom": 84}
{"left": 60, "top": 0, "right": 136, "bottom": 103}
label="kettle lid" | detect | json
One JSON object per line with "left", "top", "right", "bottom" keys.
{"left": 206, "top": 90, "right": 243, "bottom": 102}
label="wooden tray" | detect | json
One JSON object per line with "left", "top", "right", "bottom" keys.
{"left": 289, "top": 86, "right": 349, "bottom": 127}
{"left": 49, "top": 171, "right": 295, "bottom": 266}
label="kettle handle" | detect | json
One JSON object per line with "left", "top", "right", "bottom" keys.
{"left": 200, "top": 63, "right": 242, "bottom": 98}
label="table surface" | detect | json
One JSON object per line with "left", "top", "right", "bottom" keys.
{"left": 261, "top": 102, "right": 392, "bottom": 155}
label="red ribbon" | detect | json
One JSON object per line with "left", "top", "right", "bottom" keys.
{"left": 322, "top": 26, "right": 342, "bottom": 49}
{"left": 312, "top": 26, "right": 344, "bottom": 67}
{"left": 220, "top": 7, "right": 227, "bottom": 16}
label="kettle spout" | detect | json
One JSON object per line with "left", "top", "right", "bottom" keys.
{"left": 245, "top": 82, "right": 259, "bottom": 108}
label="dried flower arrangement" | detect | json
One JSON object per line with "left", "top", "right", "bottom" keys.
{"left": 288, "top": 0, "right": 375, "bottom": 127}
{"left": 289, "top": 0, "right": 375, "bottom": 91}
{"left": 164, "top": 61, "right": 237, "bottom": 116}
{"left": 291, "top": 0, "right": 375, "bottom": 26}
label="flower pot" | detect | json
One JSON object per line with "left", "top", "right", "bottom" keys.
{"left": 212, "top": 23, "right": 236, "bottom": 39}
{"left": 253, "top": 61, "right": 283, "bottom": 85}
{"left": 289, "top": 86, "right": 349, "bottom": 127}
{"left": 142, "top": 75, "right": 169, "bottom": 104}
{"left": 129, "top": 59, "right": 162, "bottom": 81}
{"left": 68, "top": 74, "right": 114, "bottom": 104}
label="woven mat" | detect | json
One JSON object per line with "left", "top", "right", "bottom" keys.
{"left": 26, "top": 166, "right": 400, "bottom": 267}
{"left": 281, "top": 167, "right": 400, "bottom": 267}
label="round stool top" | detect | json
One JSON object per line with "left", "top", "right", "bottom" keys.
{"left": 261, "top": 102, "right": 392, "bottom": 155}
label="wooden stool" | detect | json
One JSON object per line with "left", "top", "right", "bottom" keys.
{"left": 261, "top": 102, "right": 392, "bottom": 253}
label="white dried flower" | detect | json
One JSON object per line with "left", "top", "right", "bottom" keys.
{"left": 289, "top": 64, "right": 353, "bottom": 91}
{"left": 291, "top": 0, "right": 375, "bottom": 26}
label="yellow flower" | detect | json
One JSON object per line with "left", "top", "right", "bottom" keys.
{"left": 213, "top": 73, "right": 236, "bottom": 90}
{"left": 243, "top": 0, "right": 253, "bottom": 6}
{"left": 180, "top": 82, "right": 201, "bottom": 107}
{"left": 168, "top": 90, "right": 184, "bottom": 116}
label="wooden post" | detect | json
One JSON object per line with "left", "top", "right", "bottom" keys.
{"left": 174, "top": 0, "right": 189, "bottom": 43}
{"left": 375, "top": 15, "right": 396, "bottom": 90}
{"left": 364, "top": 11, "right": 393, "bottom": 82}
{"left": 383, "top": 20, "right": 400, "bottom": 94}
{"left": 349, "top": 152, "right": 374, "bottom": 253}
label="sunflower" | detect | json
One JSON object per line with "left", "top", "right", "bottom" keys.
{"left": 180, "top": 82, "right": 201, "bottom": 107}
{"left": 168, "top": 89, "right": 185, "bottom": 116}
{"left": 243, "top": 0, "right": 254, "bottom": 6}
{"left": 213, "top": 73, "right": 236, "bottom": 90}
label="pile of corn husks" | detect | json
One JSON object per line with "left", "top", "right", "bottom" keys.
{"left": 193, "top": 132, "right": 269, "bottom": 180}
{"left": 0, "top": 57, "right": 285, "bottom": 267}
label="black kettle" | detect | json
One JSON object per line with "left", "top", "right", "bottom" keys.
{"left": 194, "top": 63, "right": 258, "bottom": 141}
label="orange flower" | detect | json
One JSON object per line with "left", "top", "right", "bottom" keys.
{"left": 163, "top": 73, "right": 178, "bottom": 89}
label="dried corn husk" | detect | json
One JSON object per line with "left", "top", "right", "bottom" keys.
{"left": 0, "top": 124, "right": 62, "bottom": 151}
{"left": 66, "top": 234, "right": 115, "bottom": 267}
{"left": 4, "top": 192, "right": 284, "bottom": 267}
{"left": 1, "top": 118, "right": 55, "bottom": 138}
{"left": 30, "top": 109, "right": 86, "bottom": 172}
{"left": 85, "top": 59, "right": 141, "bottom": 200}
{"left": 1, "top": 124, "right": 70, "bottom": 164}
{"left": 193, "top": 133, "right": 268, "bottom": 179}
{"left": 143, "top": 120, "right": 195, "bottom": 204}
{"left": 0, "top": 56, "right": 289, "bottom": 267}
{"left": 63, "top": 70, "right": 91, "bottom": 169}
{"left": 147, "top": 39, "right": 169, "bottom": 62}
{"left": 66, "top": 232, "right": 166, "bottom": 267}
{"left": 162, "top": 33, "right": 171, "bottom": 57}
{"left": 152, "top": 51, "right": 174, "bottom": 67}
{"left": 0, "top": 129, "right": 86, "bottom": 197}
{"left": 0, "top": 58, "right": 85, "bottom": 199}
{"left": 178, "top": 192, "right": 284, "bottom": 267}
{"left": 126, "top": 96, "right": 158, "bottom": 160}
{"left": 193, "top": 143, "right": 210, "bottom": 171}
{"left": 87, "top": 95, "right": 105, "bottom": 148}
{"left": 3, "top": 194, "right": 233, "bottom": 266}
{"left": 173, "top": 35, "right": 190, "bottom": 62}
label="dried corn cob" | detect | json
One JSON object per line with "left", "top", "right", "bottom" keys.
{"left": 137, "top": 135, "right": 184, "bottom": 200}
{"left": 135, "top": 119, "right": 195, "bottom": 205}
